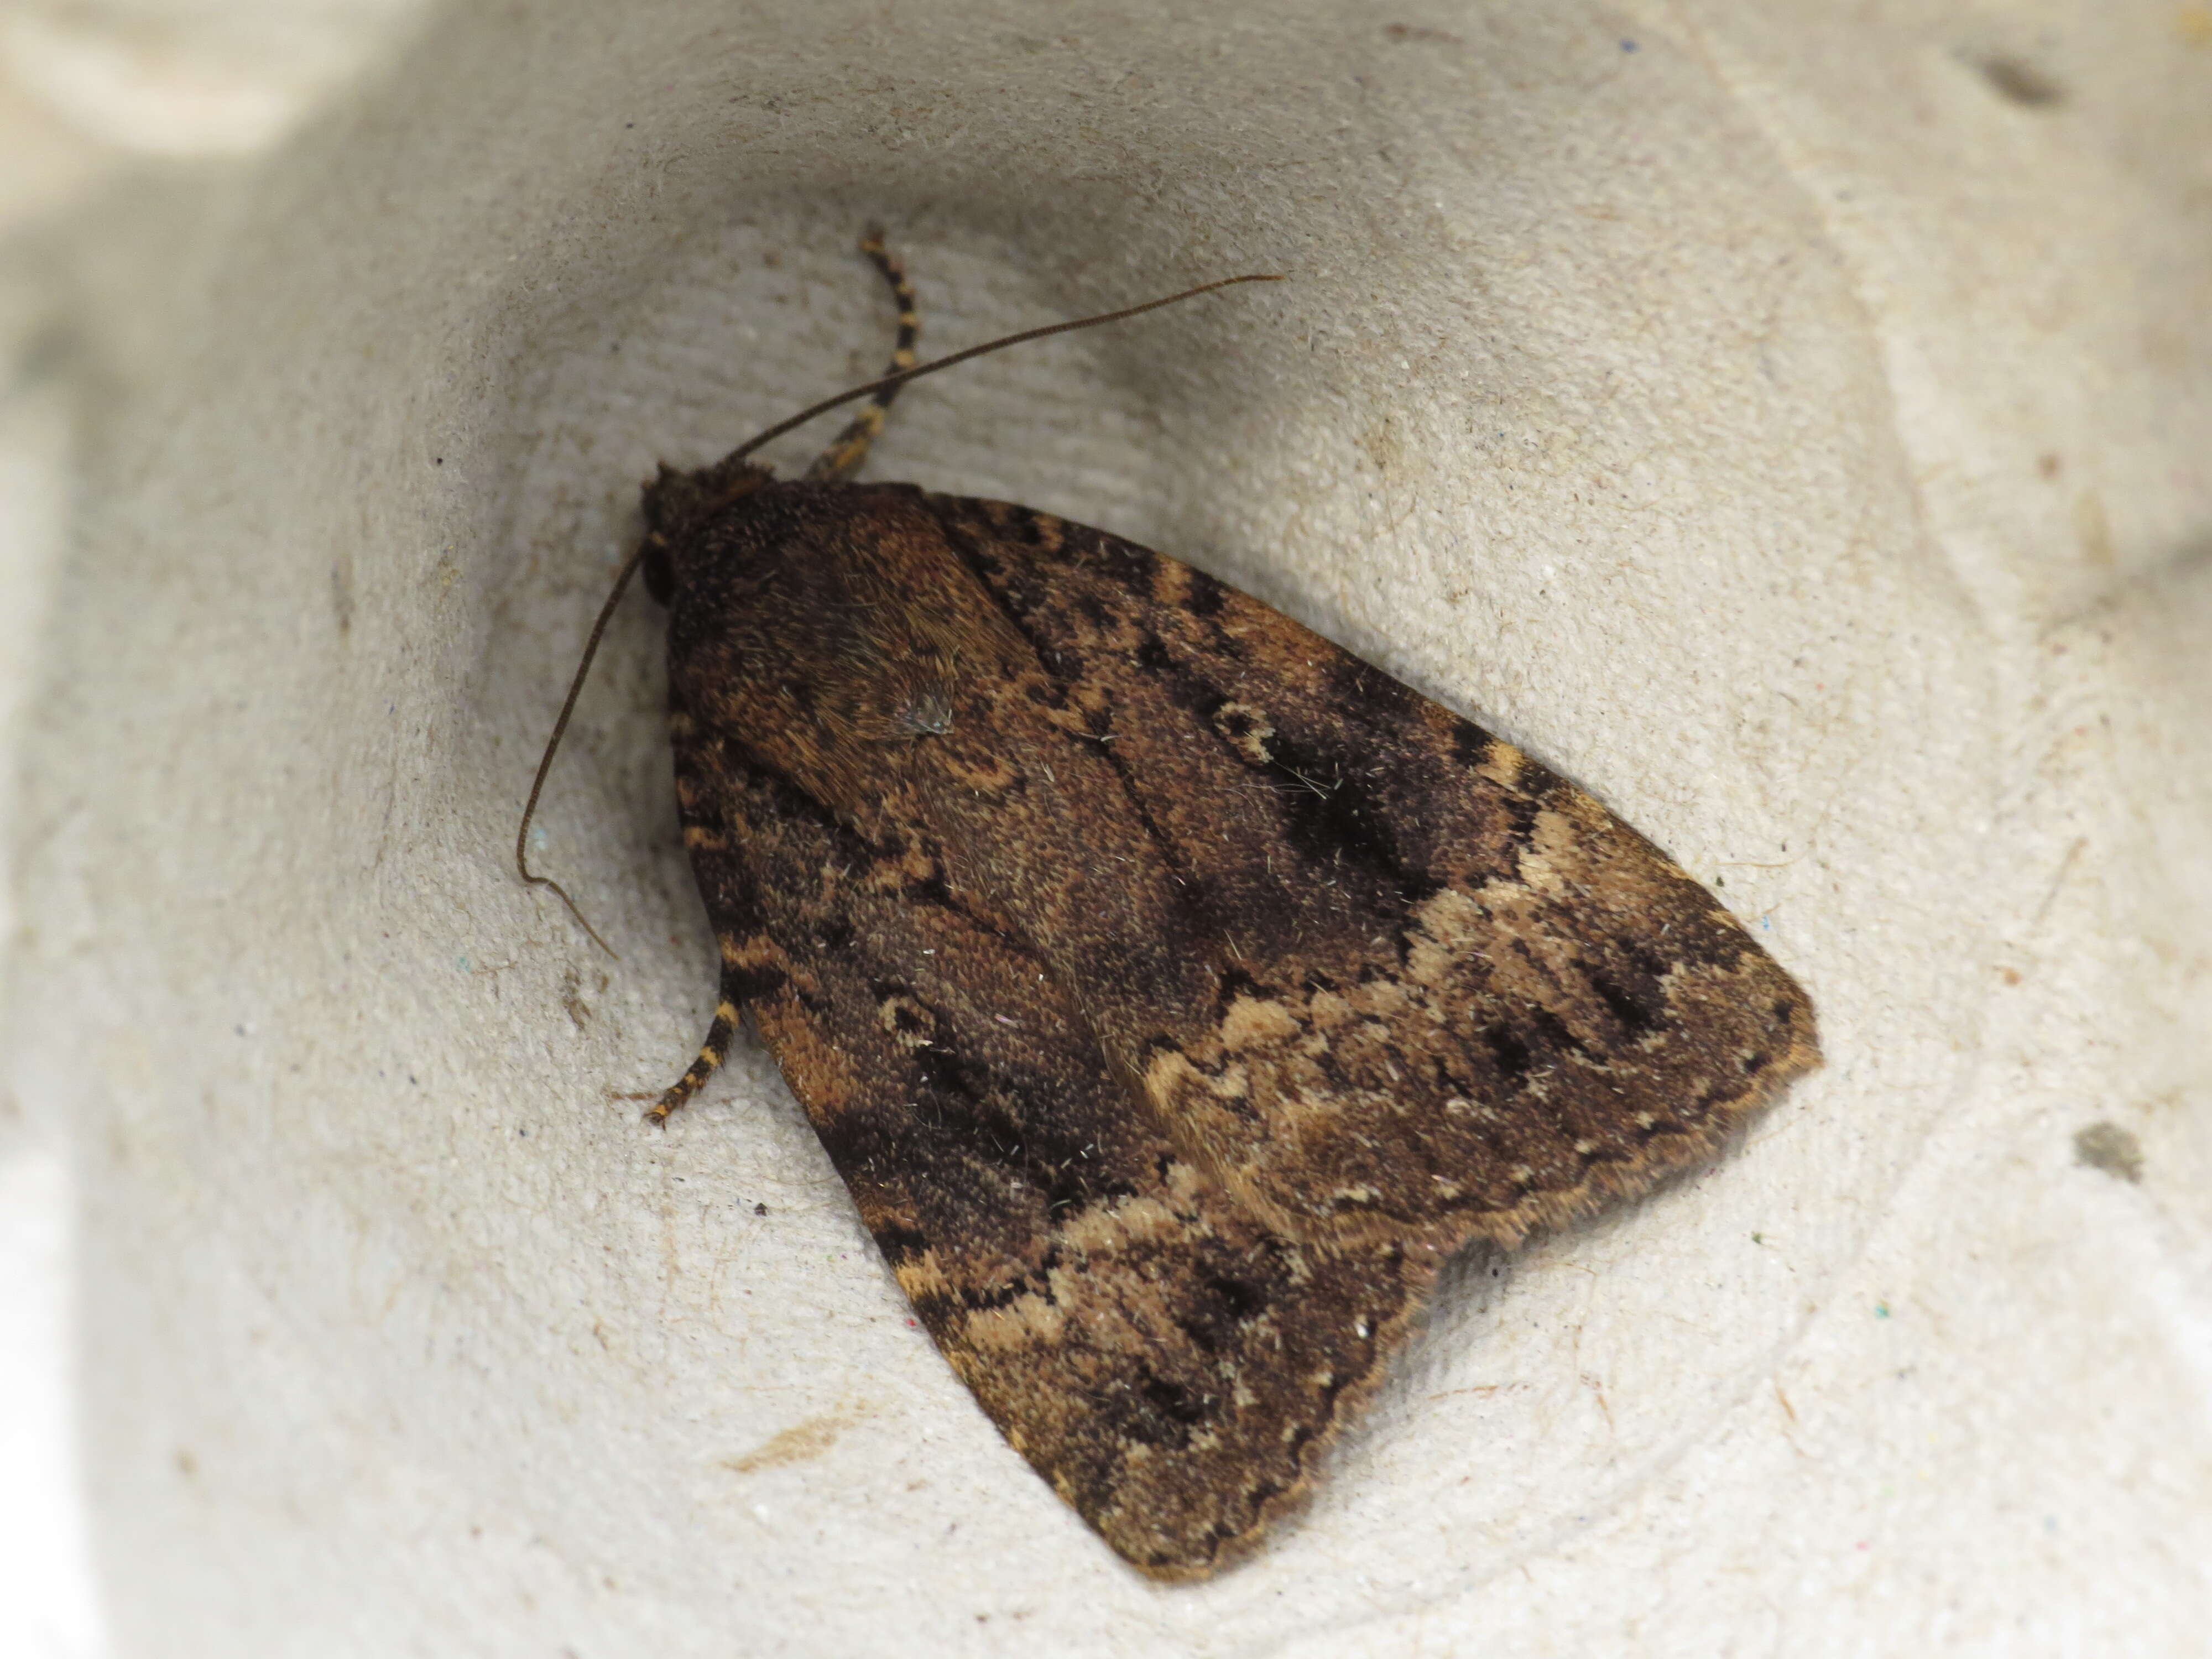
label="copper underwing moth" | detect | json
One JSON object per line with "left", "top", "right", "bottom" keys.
{"left": 519, "top": 232, "right": 1820, "bottom": 1580}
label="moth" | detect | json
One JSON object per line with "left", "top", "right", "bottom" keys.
{"left": 520, "top": 232, "right": 1819, "bottom": 1580}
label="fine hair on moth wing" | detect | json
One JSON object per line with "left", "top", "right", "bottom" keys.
{"left": 515, "top": 230, "right": 1820, "bottom": 1583}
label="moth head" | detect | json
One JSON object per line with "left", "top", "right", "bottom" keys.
{"left": 639, "top": 456, "right": 773, "bottom": 602}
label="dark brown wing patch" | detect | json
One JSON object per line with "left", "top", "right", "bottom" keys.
{"left": 924, "top": 493, "right": 1819, "bottom": 1251}
{"left": 676, "top": 728, "right": 1439, "bottom": 1579}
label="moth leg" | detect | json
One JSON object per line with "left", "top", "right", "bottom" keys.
{"left": 645, "top": 992, "right": 740, "bottom": 1125}
{"left": 802, "top": 226, "right": 921, "bottom": 484}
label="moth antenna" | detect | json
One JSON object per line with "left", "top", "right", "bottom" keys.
{"left": 804, "top": 227, "right": 921, "bottom": 484}
{"left": 727, "top": 269, "right": 1285, "bottom": 467}
{"left": 514, "top": 535, "right": 652, "bottom": 959}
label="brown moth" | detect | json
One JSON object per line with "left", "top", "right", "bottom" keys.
{"left": 520, "top": 233, "right": 1819, "bottom": 1580}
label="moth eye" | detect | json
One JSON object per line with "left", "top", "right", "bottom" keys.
{"left": 877, "top": 993, "right": 937, "bottom": 1047}
{"left": 640, "top": 535, "right": 674, "bottom": 606}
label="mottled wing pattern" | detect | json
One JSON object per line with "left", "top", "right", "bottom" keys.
{"left": 670, "top": 729, "right": 1441, "bottom": 1579}
{"left": 653, "top": 477, "right": 1818, "bottom": 1578}
{"left": 924, "top": 493, "right": 1820, "bottom": 1253}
